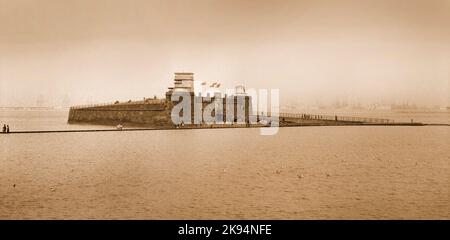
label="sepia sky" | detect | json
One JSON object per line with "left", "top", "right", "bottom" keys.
{"left": 0, "top": 0, "right": 449, "bottom": 107}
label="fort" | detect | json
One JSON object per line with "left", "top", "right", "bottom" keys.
{"left": 67, "top": 72, "right": 423, "bottom": 129}
{"left": 68, "top": 73, "right": 253, "bottom": 128}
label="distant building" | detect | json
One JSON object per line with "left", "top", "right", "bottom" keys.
{"left": 36, "top": 94, "right": 45, "bottom": 107}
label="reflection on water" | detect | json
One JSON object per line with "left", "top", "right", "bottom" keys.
{"left": 0, "top": 110, "right": 449, "bottom": 219}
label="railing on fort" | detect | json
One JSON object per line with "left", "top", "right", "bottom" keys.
{"left": 69, "top": 99, "right": 166, "bottom": 110}
{"left": 274, "top": 112, "right": 394, "bottom": 124}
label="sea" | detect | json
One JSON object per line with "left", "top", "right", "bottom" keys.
{"left": 0, "top": 110, "right": 449, "bottom": 219}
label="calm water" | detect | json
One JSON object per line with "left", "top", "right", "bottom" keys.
{"left": 0, "top": 110, "right": 449, "bottom": 219}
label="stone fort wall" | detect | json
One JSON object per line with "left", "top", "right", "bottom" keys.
{"left": 68, "top": 96, "right": 252, "bottom": 127}
{"left": 68, "top": 101, "right": 172, "bottom": 127}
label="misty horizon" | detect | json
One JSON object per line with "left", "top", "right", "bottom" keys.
{"left": 1, "top": 0, "right": 449, "bottom": 108}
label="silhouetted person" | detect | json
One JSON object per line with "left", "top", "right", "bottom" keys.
{"left": 6, "top": 125, "right": 9, "bottom": 133}
{"left": 2, "top": 124, "right": 5, "bottom": 133}
{"left": 335, "top": 115, "right": 338, "bottom": 121}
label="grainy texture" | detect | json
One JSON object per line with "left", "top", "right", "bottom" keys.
{"left": 1, "top": 119, "right": 448, "bottom": 219}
